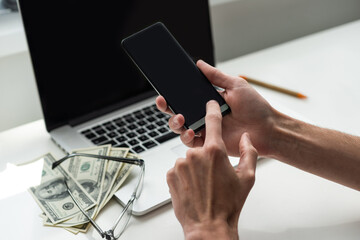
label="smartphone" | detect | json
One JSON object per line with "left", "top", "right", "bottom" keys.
{"left": 121, "top": 22, "right": 230, "bottom": 132}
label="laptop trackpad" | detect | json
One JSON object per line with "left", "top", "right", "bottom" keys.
{"left": 171, "top": 144, "right": 187, "bottom": 157}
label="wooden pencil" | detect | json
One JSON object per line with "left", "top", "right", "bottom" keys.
{"left": 240, "top": 75, "right": 307, "bottom": 99}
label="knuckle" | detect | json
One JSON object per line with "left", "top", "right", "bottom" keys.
{"left": 248, "top": 145, "right": 258, "bottom": 158}
{"left": 180, "top": 131, "right": 192, "bottom": 145}
{"left": 205, "top": 142, "right": 223, "bottom": 154}
{"left": 241, "top": 145, "right": 258, "bottom": 160}
{"left": 174, "top": 157, "right": 189, "bottom": 172}
{"left": 244, "top": 169, "right": 256, "bottom": 186}
{"left": 185, "top": 148, "right": 197, "bottom": 160}
{"left": 168, "top": 119, "right": 182, "bottom": 135}
{"left": 167, "top": 167, "right": 175, "bottom": 177}
{"left": 166, "top": 168, "right": 175, "bottom": 183}
{"left": 168, "top": 115, "right": 176, "bottom": 128}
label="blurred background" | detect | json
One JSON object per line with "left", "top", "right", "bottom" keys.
{"left": 1, "top": 0, "right": 360, "bottom": 132}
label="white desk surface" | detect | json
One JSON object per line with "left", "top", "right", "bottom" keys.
{"left": 1, "top": 20, "right": 360, "bottom": 240}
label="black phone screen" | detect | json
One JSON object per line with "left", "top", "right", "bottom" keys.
{"left": 122, "top": 22, "right": 229, "bottom": 131}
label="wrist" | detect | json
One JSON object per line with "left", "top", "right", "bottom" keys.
{"left": 183, "top": 220, "right": 239, "bottom": 240}
{"left": 267, "top": 109, "right": 308, "bottom": 160}
{"left": 253, "top": 105, "right": 287, "bottom": 157}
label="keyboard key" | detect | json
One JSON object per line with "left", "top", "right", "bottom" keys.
{"left": 146, "top": 124, "right": 156, "bottom": 130}
{"left": 138, "top": 135, "right": 149, "bottom": 142}
{"left": 103, "top": 140, "right": 117, "bottom": 146}
{"left": 104, "top": 124, "right": 116, "bottom": 131}
{"left": 137, "top": 120, "right": 146, "bottom": 126}
{"left": 155, "top": 132, "right": 177, "bottom": 143}
{"left": 95, "top": 128, "right": 106, "bottom": 135}
{"left": 92, "top": 136, "right": 108, "bottom": 145}
{"left": 146, "top": 116, "right": 156, "bottom": 122}
{"left": 127, "top": 124, "right": 137, "bottom": 130}
{"left": 107, "top": 131, "right": 118, "bottom": 138}
{"left": 125, "top": 116, "right": 136, "bottom": 123}
{"left": 136, "top": 128, "right": 146, "bottom": 134}
{"left": 92, "top": 125, "right": 102, "bottom": 130}
{"left": 133, "top": 145, "right": 145, "bottom": 153}
{"left": 155, "top": 120, "right": 166, "bottom": 126}
{"left": 156, "top": 113, "right": 166, "bottom": 119}
{"left": 128, "top": 139, "right": 139, "bottom": 146}
{"left": 85, "top": 132, "right": 96, "bottom": 139}
{"left": 158, "top": 127, "right": 169, "bottom": 133}
{"left": 115, "top": 143, "right": 130, "bottom": 148}
{"left": 116, "top": 136, "right": 127, "bottom": 143}
{"left": 144, "top": 110, "right": 154, "bottom": 115}
{"left": 118, "top": 128, "right": 128, "bottom": 134}
{"left": 149, "top": 131, "right": 159, "bottom": 137}
{"left": 126, "top": 132, "right": 136, "bottom": 139}
{"left": 81, "top": 129, "right": 91, "bottom": 135}
{"left": 143, "top": 140, "right": 157, "bottom": 149}
{"left": 135, "top": 113, "right": 145, "bottom": 119}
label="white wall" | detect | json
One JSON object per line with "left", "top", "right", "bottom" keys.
{"left": 0, "top": 51, "right": 42, "bottom": 131}
{"left": 0, "top": 0, "right": 360, "bottom": 132}
{"left": 210, "top": 0, "right": 360, "bottom": 61}
{"left": 0, "top": 13, "right": 42, "bottom": 132}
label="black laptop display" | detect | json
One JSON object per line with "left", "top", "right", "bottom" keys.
{"left": 18, "top": 0, "right": 215, "bottom": 132}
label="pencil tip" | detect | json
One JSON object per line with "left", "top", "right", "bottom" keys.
{"left": 297, "top": 93, "right": 307, "bottom": 99}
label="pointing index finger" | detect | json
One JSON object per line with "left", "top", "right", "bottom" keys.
{"left": 204, "top": 100, "right": 223, "bottom": 146}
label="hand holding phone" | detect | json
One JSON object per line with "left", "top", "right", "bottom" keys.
{"left": 122, "top": 22, "right": 230, "bottom": 132}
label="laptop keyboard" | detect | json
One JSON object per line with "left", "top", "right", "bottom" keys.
{"left": 80, "top": 104, "right": 177, "bottom": 153}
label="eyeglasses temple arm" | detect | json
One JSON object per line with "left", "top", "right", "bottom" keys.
{"left": 52, "top": 153, "right": 144, "bottom": 169}
{"left": 64, "top": 181, "right": 107, "bottom": 238}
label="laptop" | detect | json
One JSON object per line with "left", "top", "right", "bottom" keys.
{"left": 18, "top": 0, "right": 215, "bottom": 215}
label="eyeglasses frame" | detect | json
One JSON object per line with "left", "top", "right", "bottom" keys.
{"left": 52, "top": 153, "right": 145, "bottom": 240}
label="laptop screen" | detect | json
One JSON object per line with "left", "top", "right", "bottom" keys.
{"left": 18, "top": 0, "right": 215, "bottom": 132}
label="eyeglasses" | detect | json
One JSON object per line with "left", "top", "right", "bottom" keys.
{"left": 52, "top": 153, "right": 145, "bottom": 240}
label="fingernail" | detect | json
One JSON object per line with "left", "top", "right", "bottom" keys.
{"left": 184, "top": 131, "right": 189, "bottom": 141}
{"left": 243, "top": 132, "right": 251, "bottom": 143}
{"left": 207, "top": 100, "right": 216, "bottom": 105}
{"left": 174, "top": 115, "right": 180, "bottom": 127}
{"left": 207, "top": 100, "right": 218, "bottom": 109}
{"left": 185, "top": 130, "right": 194, "bottom": 142}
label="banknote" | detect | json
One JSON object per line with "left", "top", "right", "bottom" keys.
{"left": 65, "top": 145, "right": 111, "bottom": 204}
{"left": 103, "top": 152, "right": 137, "bottom": 206}
{"left": 42, "top": 145, "right": 111, "bottom": 228}
{"left": 29, "top": 153, "right": 96, "bottom": 224}
{"left": 98, "top": 147, "right": 129, "bottom": 210}
{"left": 33, "top": 146, "right": 140, "bottom": 234}
{"left": 67, "top": 150, "right": 135, "bottom": 233}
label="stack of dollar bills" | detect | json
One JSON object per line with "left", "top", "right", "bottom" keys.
{"left": 28, "top": 145, "right": 136, "bottom": 234}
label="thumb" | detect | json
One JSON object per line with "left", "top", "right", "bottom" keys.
{"left": 237, "top": 133, "right": 258, "bottom": 175}
{"left": 197, "top": 60, "right": 236, "bottom": 89}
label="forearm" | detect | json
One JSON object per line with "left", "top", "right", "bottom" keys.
{"left": 269, "top": 110, "right": 360, "bottom": 190}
